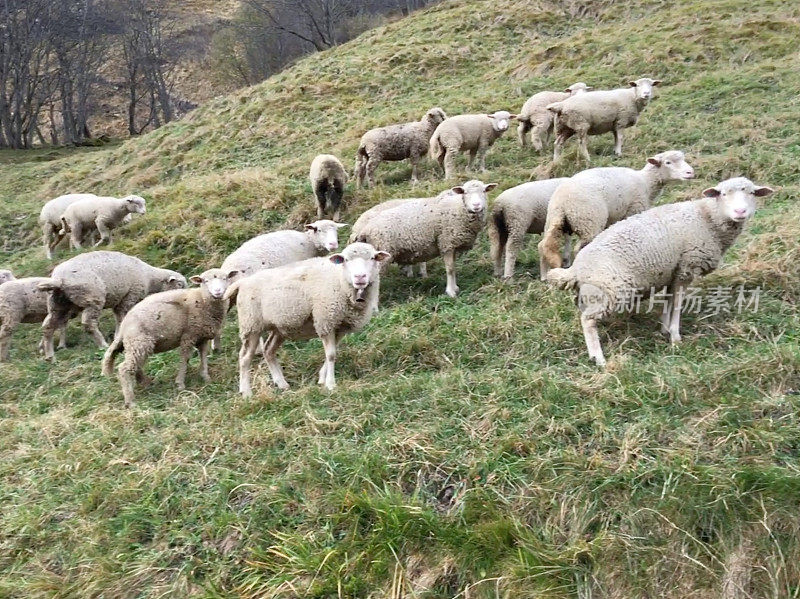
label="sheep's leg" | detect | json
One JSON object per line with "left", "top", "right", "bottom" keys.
{"left": 238, "top": 332, "right": 260, "bottom": 398}
{"left": 612, "top": 128, "right": 623, "bottom": 157}
{"left": 118, "top": 362, "right": 138, "bottom": 408}
{"left": 442, "top": 250, "right": 459, "bottom": 298}
{"left": 504, "top": 231, "right": 525, "bottom": 279}
{"left": 402, "top": 265, "right": 414, "bottom": 278}
{"left": 466, "top": 148, "right": 477, "bottom": 172}
{"left": 517, "top": 121, "right": 530, "bottom": 147}
{"left": 580, "top": 312, "right": 606, "bottom": 367}
{"left": 477, "top": 145, "right": 489, "bottom": 172}
{"left": 69, "top": 223, "right": 83, "bottom": 250}
{"left": 532, "top": 123, "right": 548, "bottom": 152}
{"left": 95, "top": 219, "right": 112, "bottom": 246}
{"left": 365, "top": 157, "right": 381, "bottom": 187}
{"left": 41, "top": 307, "right": 71, "bottom": 361}
{"left": 0, "top": 317, "right": 19, "bottom": 362}
{"left": 212, "top": 334, "right": 221, "bottom": 353}
{"left": 354, "top": 154, "right": 366, "bottom": 188}
{"left": 198, "top": 339, "right": 211, "bottom": 382}
{"left": 668, "top": 281, "right": 688, "bottom": 344}
{"left": 263, "top": 332, "right": 289, "bottom": 390}
{"left": 578, "top": 132, "right": 591, "bottom": 162}
{"left": 56, "top": 323, "right": 67, "bottom": 350}
{"left": 409, "top": 154, "right": 421, "bottom": 184}
{"left": 175, "top": 340, "right": 194, "bottom": 390}
{"left": 81, "top": 305, "right": 108, "bottom": 348}
{"left": 136, "top": 367, "right": 152, "bottom": 386}
{"left": 443, "top": 148, "right": 457, "bottom": 180}
{"left": 43, "top": 224, "right": 56, "bottom": 259}
{"left": 561, "top": 234, "right": 573, "bottom": 267}
{"left": 418, "top": 262, "right": 428, "bottom": 279}
{"left": 319, "top": 332, "right": 338, "bottom": 390}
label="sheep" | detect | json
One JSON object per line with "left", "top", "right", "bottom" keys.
{"left": 429, "top": 111, "right": 516, "bottom": 180}
{"left": 546, "top": 177, "right": 774, "bottom": 366}
{"left": 537, "top": 150, "right": 695, "bottom": 279}
{"left": 102, "top": 268, "right": 238, "bottom": 407}
{"left": 488, "top": 177, "right": 569, "bottom": 279}
{"left": 38, "top": 250, "right": 186, "bottom": 360}
{"left": 310, "top": 154, "right": 349, "bottom": 221}
{"left": 547, "top": 77, "right": 661, "bottom": 161}
{"left": 0, "top": 269, "right": 14, "bottom": 285}
{"left": 517, "top": 82, "right": 591, "bottom": 151}
{"left": 351, "top": 180, "right": 496, "bottom": 297}
{"left": 39, "top": 193, "right": 98, "bottom": 259}
{"left": 0, "top": 276, "right": 71, "bottom": 361}
{"left": 355, "top": 107, "right": 447, "bottom": 187}
{"left": 60, "top": 195, "right": 146, "bottom": 249}
{"left": 224, "top": 242, "right": 391, "bottom": 397}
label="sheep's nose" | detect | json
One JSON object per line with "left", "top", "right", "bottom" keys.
{"left": 734, "top": 207, "right": 747, "bottom": 216}
{"left": 685, "top": 169, "right": 695, "bottom": 178}
{"left": 354, "top": 273, "right": 367, "bottom": 284}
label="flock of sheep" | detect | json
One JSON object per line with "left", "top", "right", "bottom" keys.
{"left": 0, "top": 76, "right": 774, "bottom": 405}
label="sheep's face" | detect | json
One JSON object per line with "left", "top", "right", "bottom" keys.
{"left": 426, "top": 107, "right": 447, "bottom": 126}
{"left": 703, "top": 177, "right": 773, "bottom": 223}
{"left": 191, "top": 268, "right": 238, "bottom": 300}
{"left": 629, "top": 78, "right": 661, "bottom": 102}
{"left": 452, "top": 180, "right": 497, "bottom": 214}
{"left": 306, "top": 220, "right": 348, "bottom": 252}
{"left": 125, "top": 195, "right": 147, "bottom": 214}
{"left": 330, "top": 242, "right": 391, "bottom": 301}
{"left": 565, "top": 82, "right": 592, "bottom": 95}
{"left": 647, "top": 151, "right": 695, "bottom": 181}
{"left": 487, "top": 111, "right": 516, "bottom": 132}
{"left": 163, "top": 273, "right": 188, "bottom": 291}
{"left": 0, "top": 269, "right": 14, "bottom": 285}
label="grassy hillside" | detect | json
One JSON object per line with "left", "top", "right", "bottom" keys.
{"left": 1, "top": 0, "right": 799, "bottom": 596}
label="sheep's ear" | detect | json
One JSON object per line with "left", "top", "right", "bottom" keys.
{"left": 374, "top": 251, "right": 391, "bottom": 263}
{"left": 629, "top": 81, "right": 638, "bottom": 87}
{"left": 703, "top": 187, "right": 721, "bottom": 198}
{"left": 335, "top": 222, "right": 349, "bottom": 229}
{"left": 484, "top": 183, "right": 498, "bottom": 192}
{"left": 753, "top": 186, "right": 774, "bottom": 197}
{"left": 509, "top": 114, "right": 518, "bottom": 119}
{"left": 168, "top": 275, "right": 181, "bottom": 282}
{"left": 304, "top": 224, "right": 318, "bottom": 232}
{"left": 647, "top": 157, "right": 662, "bottom": 167}
{"left": 451, "top": 186, "right": 465, "bottom": 195}
{"left": 486, "top": 114, "right": 495, "bottom": 119}
{"left": 226, "top": 269, "right": 240, "bottom": 280}
{"left": 329, "top": 254, "right": 346, "bottom": 265}
{"left": 652, "top": 80, "right": 662, "bottom": 86}
{"left": 563, "top": 87, "right": 572, "bottom": 93}
{"left": 585, "top": 86, "right": 593, "bottom": 90}
{"left": 190, "top": 275, "right": 203, "bottom": 285}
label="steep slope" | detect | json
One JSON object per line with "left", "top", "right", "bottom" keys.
{"left": 1, "top": 0, "right": 799, "bottom": 597}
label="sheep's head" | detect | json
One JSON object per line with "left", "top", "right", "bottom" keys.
{"left": 329, "top": 242, "right": 391, "bottom": 302}
{"left": 0, "top": 269, "right": 14, "bottom": 285}
{"left": 425, "top": 107, "right": 447, "bottom": 126}
{"left": 629, "top": 77, "right": 661, "bottom": 102}
{"left": 191, "top": 268, "right": 239, "bottom": 300}
{"left": 646, "top": 150, "right": 695, "bottom": 182}
{"left": 451, "top": 180, "right": 497, "bottom": 215}
{"left": 306, "top": 219, "right": 348, "bottom": 252}
{"left": 565, "top": 82, "right": 592, "bottom": 95}
{"left": 162, "top": 271, "right": 188, "bottom": 291}
{"left": 703, "top": 177, "right": 773, "bottom": 223}
{"left": 486, "top": 110, "right": 516, "bottom": 132}
{"left": 124, "top": 195, "right": 147, "bottom": 214}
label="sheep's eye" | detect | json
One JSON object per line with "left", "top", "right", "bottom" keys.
{"left": 665, "top": 161, "right": 671, "bottom": 165}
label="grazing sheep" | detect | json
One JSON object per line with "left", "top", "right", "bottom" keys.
{"left": 355, "top": 107, "right": 447, "bottom": 187}
{"left": 0, "top": 276, "right": 71, "bottom": 361}
{"left": 60, "top": 195, "right": 146, "bottom": 249}
{"left": 538, "top": 150, "right": 695, "bottom": 279}
{"left": 102, "top": 268, "right": 238, "bottom": 407}
{"left": 547, "top": 77, "right": 661, "bottom": 161}
{"left": 429, "top": 111, "right": 516, "bottom": 180}
{"left": 225, "top": 242, "right": 391, "bottom": 397}
{"left": 310, "top": 154, "right": 348, "bottom": 220}
{"left": 0, "top": 269, "right": 14, "bottom": 285}
{"left": 547, "top": 177, "right": 774, "bottom": 366}
{"left": 38, "top": 251, "right": 186, "bottom": 360}
{"left": 488, "top": 178, "right": 569, "bottom": 278}
{"left": 39, "top": 193, "right": 97, "bottom": 258}
{"left": 351, "top": 180, "right": 496, "bottom": 297}
{"left": 517, "top": 82, "right": 590, "bottom": 150}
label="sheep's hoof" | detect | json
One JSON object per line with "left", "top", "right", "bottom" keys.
{"left": 670, "top": 335, "right": 682, "bottom": 345}
{"left": 276, "top": 381, "right": 290, "bottom": 391}
{"left": 176, "top": 381, "right": 186, "bottom": 391}
{"left": 594, "top": 357, "right": 607, "bottom": 367}
{"left": 325, "top": 382, "right": 336, "bottom": 391}
{"left": 200, "top": 373, "right": 211, "bottom": 383}
{"left": 445, "top": 287, "right": 459, "bottom": 298}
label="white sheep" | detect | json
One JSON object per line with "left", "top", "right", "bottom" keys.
{"left": 488, "top": 177, "right": 569, "bottom": 278}
{"left": 517, "top": 82, "right": 590, "bottom": 150}
{"left": 355, "top": 107, "right": 447, "bottom": 187}
{"left": 537, "top": 150, "right": 695, "bottom": 279}
{"left": 429, "top": 111, "right": 516, "bottom": 180}
{"left": 39, "top": 193, "right": 98, "bottom": 258}
{"left": 351, "top": 180, "right": 496, "bottom": 297}
{"left": 0, "top": 269, "right": 14, "bottom": 285}
{"left": 224, "top": 242, "right": 391, "bottom": 397}
{"left": 60, "top": 195, "right": 146, "bottom": 249}
{"left": 38, "top": 250, "right": 186, "bottom": 359}
{"left": 0, "top": 276, "right": 70, "bottom": 361}
{"left": 547, "top": 77, "right": 661, "bottom": 161}
{"left": 547, "top": 177, "right": 774, "bottom": 366}
{"left": 310, "top": 154, "right": 348, "bottom": 221}
{"left": 102, "top": 268, "right": 238, "bottom": 407}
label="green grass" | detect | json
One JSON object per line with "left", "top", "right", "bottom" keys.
{"left": 1, "top": 0, "right": 800, "bottom": 596}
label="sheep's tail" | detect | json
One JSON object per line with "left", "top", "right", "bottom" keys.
{"left": 429, "top": 130, "right": 445, "bottom": 164}
{"left": 539, "top": 205, "right": 568, "bottom": 270}
{"left": 102, "top": 336, "right": 123, "bottom": 377}
{"left": 59, "top": 217, "right": 69, "bottom": 236}
{"left": 354, "top": 144, "right": 368, "bottom": 186}
{"left": 223, "top": 280, "right": 241, "bottom": 304}
{"left": 37, "top": 277, "right": 62, "bottom": 292}
{"left": 546, "top": 267, "right": 578, "bottom": 290}
{"left": 546, "top": 101, "right": 564, "bottom": 116}
{"left": 488, "top": 206, "right": 508, "bottom": 264}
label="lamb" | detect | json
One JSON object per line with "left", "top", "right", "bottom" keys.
{"left": 488, "top": 177, "right": 569, "bottom": 279}
{"left": 429, "top": 111, "right": 516, "bottom": 180}
{"left": 0, "top": 269, "right": 14, "bottom": 285}
{"left": 224, "top": 242, "right": 391, "bottom": 397}
{"left": 0, "top": 276, "right": 71, "bottom": 361}
{"left": 546, "top": 177, "right": 774, "bottom": 366}
{"left": 355, "top": 107, "right": 447, "bottom": 187}
{"left": 38, "top": 250, "right": 186, "bottom": 360}
{"left": 547, "top": 77, "right": 661, "bottom": 161}
{"left": 517, "top": 82, "right": 591, "bottom": 151}
{"left": 310, "top": 154, "right": 348, "bottom": 221}
{"left": 537, "top": 150, "right": 695, "bottom": 279}
{"left": 102, "top": 268, "right": 238, "bottom": 407}
{"left": 60, "top": 195, "right": 146, "bottom": 249}
{"left": 351, "top": 180, "right": 496, "bottom": 297}
{"left": 39, "top": 193, "right": 98, "bottom": 258}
